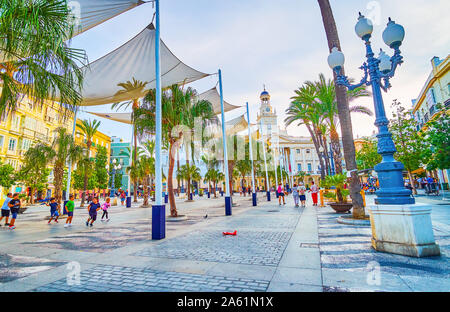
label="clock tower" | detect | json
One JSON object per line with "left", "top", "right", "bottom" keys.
{"left": 257, "top": 87, "right": 277, "bottom": 132}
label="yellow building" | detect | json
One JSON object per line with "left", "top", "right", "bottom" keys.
{"left": 74, "top": 119, "right": 112, "bottom": 161}
{"left": 411, "top": 55, "right": 449, "bottom": 187}
{"left": 0, "top": 96, "right": 74, "bottom": 199}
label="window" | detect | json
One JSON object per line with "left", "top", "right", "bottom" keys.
{"left": 296, "top": 149, "right": 300, "bottom": 154}
{"left": 11, "top": 115, "right": 20, "bottom": 130}
{"left": 106, "top": 144, "right": 108, "bottom": 149}
{"left": 21, "top": 139, "right": 32, "bottom": 151}
{"left": 307, "top": 163, "right": 312, "bottom": 172}
{"left": 297, "top": 163, "right": 302, "bottom": 171}
{"left": 306, "top": 149, "right": 310, "bottom": 154}
{"left": 8, "top": 138, "right": 16, "bottom": 152}
{"left": 0, "top": 135, "right": 3, "bottom": 149}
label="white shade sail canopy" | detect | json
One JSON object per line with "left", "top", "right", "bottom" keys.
{"left": 197, "top": 87, "right": 240, "bottom": 115}
{"left": 71, "top": 0, "right": 147, "bottom": 37}
{"left": 87, "top": 112, "right": 133, "bottom": 124}
{"left": 1, "top": 0, "right": 146, "bottom": 63}
{"left": 79, "top": 24, "right": 209, "bottom": 106}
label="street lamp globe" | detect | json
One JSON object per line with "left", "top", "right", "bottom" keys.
{"left": 378, "top": 49, "right": 392, "bottom": 73}
{"left": 355, "top": 12, "right": 373, "bottom": 40}
{"left": 319, "top": 146, "right": 324, "bottom": 153}
{"left": 113, "top": 158, "right": 117, "bottom": 164}
{"left": 117, "top": 164, "right": 122, "bottom": 170}
{"left": 327, "top": 47, "right": 345, "bottom": 70}
{"left": 382, "top": 18, "right": 405, "bottom": 48}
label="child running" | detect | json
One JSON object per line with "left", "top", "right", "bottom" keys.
{"left": 0, "top": 193, "right": 12, "bottom": 227}
{"left": 7, "top": 193, "right": 21, "bottom": 230}
{"left": 298, "top": 182, "right": 307, "bottom": 207}
{"left": 86, "top": 197, "right": 101, "bottom": 227}
{"left": 46, "top": 197, "right": 60, "bottom": 224}
{"left": 64, "top": 194, "right": 75, "bottom": 228}
{"left": 101, "top": 197, "right": 111, "bottom": 222}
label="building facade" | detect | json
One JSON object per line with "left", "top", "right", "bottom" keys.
{"left": 74, "top": 119, "right": 112, "bottom": 162}
{"left": 411, "top": 55, "right": 449, "bottom": 186}
{"left": 0, "top": 97, "right": 74, "bottom": 200}
{"left": 110, "top": 136, "right": 132, "bottom": 193}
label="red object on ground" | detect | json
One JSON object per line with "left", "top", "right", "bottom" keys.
{"left": 222, "top": 230, "right": 237, "bottom": 236}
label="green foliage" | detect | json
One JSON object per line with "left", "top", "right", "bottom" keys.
{"left": 356, "top": 137, "right": 382, "bottom": 170}
{"left": 0, "top": 161, "right": 15, "bottom": 189}
{"left": 0, "top": 0, "right": 87, "bottom": 115}
{"left": 323, "top": 174, "right": 347, "bottom": 203}
{"left": 94, "top": 146, "right": 109, "bottom": 189}
{"left": 73, "top": 158, "right": 95, "bottom": 190}
{"left": 426, "top": 108, "right": 450, "bottom": 170}
{"left": 17, "top": 143, "right": 53, "bottom": 198}
{"left": 389, "top": 100, "right": 431, "bottom": 173}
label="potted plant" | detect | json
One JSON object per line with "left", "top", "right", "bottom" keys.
{"left": 323, "top": 174, "right": 352, "bottom": 213}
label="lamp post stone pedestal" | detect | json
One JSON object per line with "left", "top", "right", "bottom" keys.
{"left": 328, "top": 13, "right": 439, "bottom": 257}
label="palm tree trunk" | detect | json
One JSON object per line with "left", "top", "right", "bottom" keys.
{"left": 54, "top": 165, "right": 64, "bottom": 204}
{"left": 213, "top": 182, "right": 217, "bottom": 197}
{"left": 407, "top": 170, "right": 417, "bottom": 195}
{"left": 318, "top": 0, "right": 365, "bottom": 218}
{"left": 142, "top": 175, "right": 149, "bottom": 207}
{"left": 168, "top": 142, "right": 177, "bottom": 217}
{"left": 306, "top": 124, "right": 325, "bottom": 179}
{"left": 330, "top": 128, "right": 343, "bottom": 174}
{"left": 176, "top": 148, "right": 180, "bottom": 194}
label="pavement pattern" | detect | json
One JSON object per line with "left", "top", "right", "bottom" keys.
{"left": 0, "top": 193, "right": 449, "bottom": 292}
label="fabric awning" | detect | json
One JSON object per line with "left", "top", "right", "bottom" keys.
{"left": 197, "top": 87, "right": 240, "bottom": 115}
{"left": 71, "top": 0, "right": 147, "bottom": 37}
{"left": 1, "top": 0, "right": 146, "bottom": 63}
{"left": 87, "top": 112, "right": 133, "bottom": 124}
{"left": 225, "top": 115, "right": 249, "bottom": 135}
{"left": 79, "top": 24, "right": 209, "bottom": 106}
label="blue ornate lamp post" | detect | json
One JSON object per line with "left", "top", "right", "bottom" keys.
{"left": 328, "top": 13, "right": 414, "bottom": 205}
{"left": 109, "top": 159, "right": 122, "bottom": 198}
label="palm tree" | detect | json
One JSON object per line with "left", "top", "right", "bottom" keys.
{"left": 0, "top": 0, "right": 87, "bottom": 115}
{"left": 176, "top": 164, "right": 201, "bottom": 202}
{"left": 50, "top": 127, "right": 84, "bottom": 204}
{"left": 76, "top": 119, "right": 101, "bottom": 206}
{"left": 235, "top": 159, "right": 251, "bottom": 194}
{"left": 317, "top": 0, "right": 365, "bottom": 218}
{"left": 112, "top": 78, "right": 149, "bottom": 203}
{"left": 119, "top": 146, "right": 145, "bottom": 201}
{"left": 134, "top": 85, "right": 215, "bottom": 217}
{"left": 311, "top": 73, "right": 372, "bottom": 174}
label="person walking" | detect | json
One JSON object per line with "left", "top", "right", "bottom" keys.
{"left": 46, "top": 197, "right": 60, "bottom": 224}
{"left": 310, "top": 181, "right": 319, "bottom": 206}
{"left": 277, "top": 183, "right": 286, "bottom": 205}
{"left": 0, "top": 193, "right": 12, "bottom": 226}
{"left": 64, "top": 194, "right": 75, "bottom": 227}
{"left": 120, "top": 190, "right": 126, "bottom": 206}
{"left": 292, "top": 184, "right": 300, "bottom": 207}
{"left": 7, "top": 193, "right": 21, "bottom": 230}
{"left": 101, "top": 197, "right": 111, "bottom": 222}
{"left": 298, "top": 182, "right": 307, "bottom": 207}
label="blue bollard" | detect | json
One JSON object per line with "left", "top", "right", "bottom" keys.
{"left": 252, "top": 192, "right": 257, "bottom": 206}
{"left": 152, "top": 204, "right": 165, "bottom": 240}
{"left": 126, "top": 196, "right": 131, "bottom": 208}
{"left": 225, "top": 196, "right": 232, "bottom": 216}
{"left": 164, "top": 193, "right": 168, "bottom": 204}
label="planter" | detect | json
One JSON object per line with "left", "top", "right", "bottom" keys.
{"left": 328, "top": 202, "right": 353, "bottom": 213}
{"left": 337, "top": 214, "right": 370, "bottom": 226}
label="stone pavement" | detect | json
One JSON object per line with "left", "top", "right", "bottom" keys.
{"left": 0, "top": 192, "right": 449, "bottom": 292}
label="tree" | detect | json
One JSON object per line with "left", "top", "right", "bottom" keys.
{"left": 138, "top": 155, "right": 155, "bottom": 208}
{"left": 94, "top": 146, "right": 109, "bottom": 190}
{"left": 317, "top": 0, "right": 365, "bottom": 219}
{"left": 134, "top": 85, "right": 215, "bottom": 217}
{"left": 426, "top": 107, "right": 450, "bottom": 171}
{"left": 119, "top": 146, "right": 144, "bottom": 200}
{"left": 17, "top": 143, "right": 54, "bottom": 203}
{"left": 50, "top": 127, "right": 84, "bottom": 203}
{"left": 76, "top": 119, "right": 100, "bottom": 206}
{"left": 176, "top": 164, "right": 201, "bottom": 202}
{"left": 356, "top": 137, "right": 382, "bottom": 170}
{"left": 0, "top": 0, "right": 87, "bottom": 115}
{"left": 112, "top": 78, "right": 149, "bottom": 202}
{"left": 389, "top": 100, "right": 431, "bottom": 194}
{"left": 0, "top": 161, "right": 15, "bottom": 191}
{"left": 73, "top": 158, "right": 95, "bottom": 194}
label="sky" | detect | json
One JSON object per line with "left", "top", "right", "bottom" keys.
{"left": 70, "top": 0, "right": 450, "bottom": 142}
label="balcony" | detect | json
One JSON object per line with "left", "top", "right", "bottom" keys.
{"left": 429, "top": 105, "right": 437, "bottom": 116}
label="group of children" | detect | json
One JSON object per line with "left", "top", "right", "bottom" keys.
{"left": 0, "top": 193, "right": 111, "bottom": 230}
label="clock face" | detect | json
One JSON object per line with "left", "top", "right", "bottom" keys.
{"left": 266, "top": 107, "right": 270, "bottom": 112}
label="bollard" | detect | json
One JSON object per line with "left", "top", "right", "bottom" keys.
{"left": 360, "top": 190, "right": 366, "bottom": 207}
{"left": 320, "top": 190, "right": 325, "bottom": 207}
{"left": 126, "top": 196, "right": 131, "bottom": 208}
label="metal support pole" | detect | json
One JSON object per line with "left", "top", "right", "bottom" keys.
{"left": 219, "top": 69, "right": 232, "bottom": 215}
{"left": 260, "top": 120, "right": 271, "bottom": 201}
{"left": 65, "top": 110, "right": 77, "bottom": 200}
{"left": 152, "top": 0, "right": 165, "bottom": 240}
{"left": 246, "top": 102, "right": 257, "bottom": 206}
